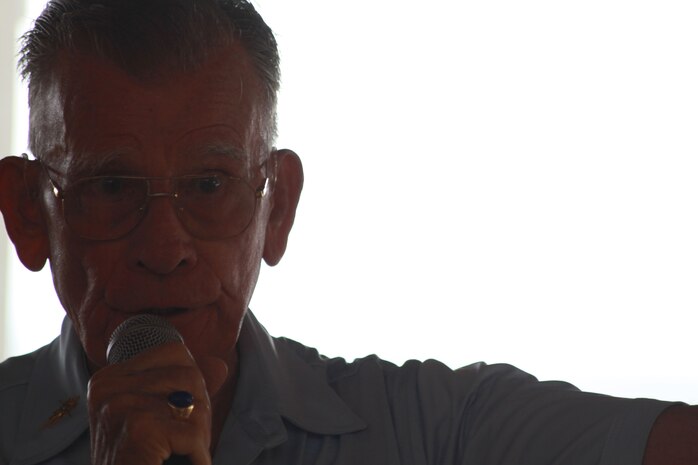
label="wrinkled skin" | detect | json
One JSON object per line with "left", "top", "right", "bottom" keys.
{"left": 0, "top": 43, "right": 303, "bottom": 465}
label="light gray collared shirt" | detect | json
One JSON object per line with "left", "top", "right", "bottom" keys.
{"left": 0, "top": 311, "right": 676, "bottom": 465}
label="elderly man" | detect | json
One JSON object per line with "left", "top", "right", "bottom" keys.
{"left": 0, "top": 0, "right": 695, "bottom": 464}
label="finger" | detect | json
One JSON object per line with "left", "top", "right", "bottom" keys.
{"left": 90, "top": 391, "right": 209, "bottom": 435}
{"left": 125, "top": 419, "right": 209, "bottom": 465}
{"left": 103, "top": 385, "right": 209, "bottom": 434}
{"left": 88, "top": 365, "right": 209, "bottom": 412}
{"left": 169, "top": 432, "right": 212, "bottom": 465}
{"left": 167, "top": 420, "right": 212, "bottom": 465}
{"left": 91, "top": 394, "right": 211, "bottom": 465}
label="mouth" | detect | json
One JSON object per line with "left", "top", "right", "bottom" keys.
{"left": 143, "top": 307, "right": 189, "bottom": 317}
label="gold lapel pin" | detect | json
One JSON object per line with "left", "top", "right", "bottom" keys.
{"left": 42, "top": 396, "right": 80, "bottom": 429}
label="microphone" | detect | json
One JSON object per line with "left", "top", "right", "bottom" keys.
{"left": 107, "top": 314, "right": 184, "bottom": 364}
{"left": 106, "top": 314, "right": 191, "bottom": 465}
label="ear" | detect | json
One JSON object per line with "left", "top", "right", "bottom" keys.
{"left": 0, "top": 156, "right": 50, "bottom": 271}
{"left": 263, "top": 149, "right": 304, "bottom": 266}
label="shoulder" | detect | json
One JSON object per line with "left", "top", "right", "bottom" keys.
{"left": 1, "top": 356, "right": 30, "bottom": 387}
{"left": 268, "top": 336, "right": 559, "bottom": 461}
{"left": 0, "top": 345, "right": 46, "bottom": 395}
{"left": 0, "top": 346, "right": 48, "bottom": 462}
{"left": 271, "top": 335, "right": 398, "bottom": 381}
{"left": 270, "top": 335, "right": 535, "bottom": 415}
{"left": 273, "top": 335, "right": 534, "bottom": 394}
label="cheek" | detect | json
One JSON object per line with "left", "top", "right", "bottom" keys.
{"left": 213, "top": 230, "right": 264, "bottom": 312}
{"left": 47, "top": 221, "right": 124, "bottom": 364}
{"left": 201, "top": 224, "right": 266, "bottom": 346}
{"left": 44, "top": 197, "right": 86, "bottom": 317}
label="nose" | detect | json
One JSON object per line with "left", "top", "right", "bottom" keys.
{"left": 128, "top": 195, "right": 197, "bottom": 275}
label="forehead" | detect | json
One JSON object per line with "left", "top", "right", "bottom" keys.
{"left": 34, "top": 43, "right": 269, "bottom": 174}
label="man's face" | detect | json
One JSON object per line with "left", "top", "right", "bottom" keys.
{"left": 33, "top": 45, "right": 273, "bottom": 370}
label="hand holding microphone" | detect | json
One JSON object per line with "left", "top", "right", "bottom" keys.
{"left": 107, "top": 316, "right": 196, "bottom": 425}
{"left": 87, "top": 315, "right": 227, "bottom": 465}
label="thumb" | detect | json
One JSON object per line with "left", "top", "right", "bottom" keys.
{"left": 198, "top": 357, "right": 229, "bottom": 398}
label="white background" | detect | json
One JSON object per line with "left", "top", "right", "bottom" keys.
{"left": 2, "top": 0, "right": 697, "bottom": 403}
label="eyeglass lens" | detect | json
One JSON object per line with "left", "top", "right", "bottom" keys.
{"left": 62, "top": 175, "right": 258, "bottom": 240}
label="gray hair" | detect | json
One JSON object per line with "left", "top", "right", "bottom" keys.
{"left": 19, "top": 0, "right": 280, "bottom": 150}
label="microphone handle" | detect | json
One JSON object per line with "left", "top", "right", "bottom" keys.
{"left": 164, "top": 455, "right": 191, "bottom": 465}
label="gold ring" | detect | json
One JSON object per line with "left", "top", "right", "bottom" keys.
{"left": 167, "top": 391, "right": 194, "bottom": 420}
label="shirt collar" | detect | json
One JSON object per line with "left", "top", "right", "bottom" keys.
{"left": 240, "top": 311, "right": 365, "bottom": 433}
{"left": 213, "top": 311, "right": 366, "bottom": 462}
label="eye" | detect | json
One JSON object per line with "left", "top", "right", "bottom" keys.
{"left": 78, "top": 177, "right": 130, "bottom": 198}
{"left": 98, "top": 177, "right": 125, "bottom": 195}
{"left": 195, "top": 175, "right": 223, "bottom": 194}
{"left": 179, "top": 174, "right": 230, "bottom": 199}
{"left": 73, "top": 176, "right": 142, "bottom": 209}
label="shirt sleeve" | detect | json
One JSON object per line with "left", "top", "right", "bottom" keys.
{"left": 387, "top": 359, "right": 677, "bottom": 465}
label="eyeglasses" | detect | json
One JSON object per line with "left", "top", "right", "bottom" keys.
{"left": 38, "top": 159, "right": 269, "bottom": 241}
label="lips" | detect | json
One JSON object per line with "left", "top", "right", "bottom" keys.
{"left": 143, "top": 307, "right": 189, "bottom": 317}
{"left": 105, "top": 269, "right": 222, "bottom": 315}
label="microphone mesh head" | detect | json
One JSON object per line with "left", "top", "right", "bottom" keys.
{"left": 107, "top": 314, "right": 183, "bottom": 364}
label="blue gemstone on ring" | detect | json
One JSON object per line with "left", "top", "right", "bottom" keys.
{"left": 167, "top": 391, "right": 194, "bottom": 408}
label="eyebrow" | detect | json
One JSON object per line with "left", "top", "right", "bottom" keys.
{"left": 67, "top": 149, "right": 133, "bottom": 177}
{"left": 60, "top": 144, "right": 248, "bottom": 179}
{"left": 190, "top": 144, "right": 247, "bottom": 162}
